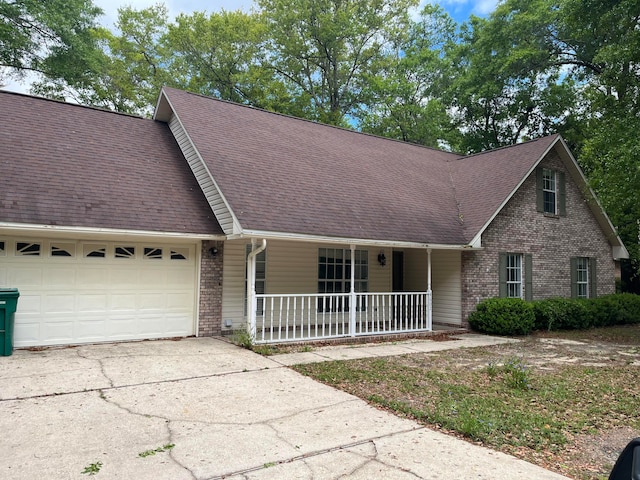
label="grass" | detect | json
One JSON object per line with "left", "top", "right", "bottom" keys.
{"left": 292, "top": 325, "right": 640, "bottom": 480}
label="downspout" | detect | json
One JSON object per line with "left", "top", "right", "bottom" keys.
{"left": 247, "top": 239, "right": 267, "bottom": 340}
{"left": 427, "top": 248, "right": 433, "bottom": 330}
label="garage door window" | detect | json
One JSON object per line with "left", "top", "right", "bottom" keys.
{"left": 84, "top": 245, "right": 106, "bottom": 258}
{"left": 0, "top": 241, "right": 5, "bottom": 256}
{"left": 16, "top": 242, "right": 40, "bottom": 256}
{"left": 170, "top": 248, "right": 188, "bottom": 260}
{"left": 51, "top": 244, "right": 75, "bottom": 257}
{"left": 144, "top": 247, "right": 163, "bottom": 260}
{"left": 115, "top": 246, "right": 135, "bottom": 258}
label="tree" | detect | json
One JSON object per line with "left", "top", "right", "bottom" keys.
{"left": 164, "top": 9, "right": 293, "bottom": 112}
{"left": 358, "top": 4, "right": 459, "bottom": 148}
{"left": 31, "top": 4, "right": 172, "bottom": 114}
{"left": 258, "top": 0, "right": 418, "bottom": 126}
{"left": 445, "top": 0, "right": 577, "bottom": 153}
{"left": 0, "top": 0, "right": 102, "bottom": 85}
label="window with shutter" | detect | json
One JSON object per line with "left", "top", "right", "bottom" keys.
{"left": 536, "top": 167, "right": 566, "bottom": 216}
{"left": 571, "top": 257, "right": 596, "bottom": 298}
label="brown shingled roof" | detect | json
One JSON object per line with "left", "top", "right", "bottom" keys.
{"left": 162, "top": 87, "right": 468, "bottom": 245}
{"left": 0, "top": 91, "right": 221, "bottom": 236}
{"left": 449, "top": 135, "right": 560, "bottom": 241}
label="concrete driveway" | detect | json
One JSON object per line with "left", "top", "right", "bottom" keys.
{"left": 0, "top": 337, "right": 570, "bottom": 479}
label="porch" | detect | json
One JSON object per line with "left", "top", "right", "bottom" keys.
{"left": 221, "top": 238, "right": 463, "bottom": 343}
{"left": 252, "top": 291, "right": 431, "bottom": 343}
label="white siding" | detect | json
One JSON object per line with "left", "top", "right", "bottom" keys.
{"left": 402, "top": 249, "right": 462, "bottom": 326}
{"left": 221, "top": 240, "right": 393, "bottom": 330}
{"left": 168, "top": 115, "right": 237, "bottom": 234}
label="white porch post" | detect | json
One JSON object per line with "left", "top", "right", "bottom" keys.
{"left": 427, "top": 248, "right": 433, "bottom": 330}
{"left": 248, "top": 239, "right": 256, "bottom": 339}
{"left": 247, "top": 239, "right": 267, "bottom": 340}
{"left": 349, "top": 243, "right": 356, "bottom": 337}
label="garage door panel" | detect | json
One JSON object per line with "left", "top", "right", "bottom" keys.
{"left": 44, "top": 294, "right": 76, "bottom": 313}
{"left": 76, "top": 318, "right": 107, "bottom": 337}
{"left": 44, "top": 267, "right": 76, "bottom": 286}
{"left": 110, "top": 294, "right": 137, "bottom": 311}
{"left": 109, "top": 268, "right": 140, "bottom": 286}
{"left": 77, "top": 268, "right": 109, "bottom": 287}
{"left": 3, "top": 238, "right": 198, "bottom": 347}
{"left": 77, "top": 294, "right": 108, "bottom": 312}
{"left": 166, "top": 292, "right": 192, "bottom": 309}
{"left": 41, "top": 320, "right": 75, "bottom": 343}
{"left": 9, "top": 267, "right": 43, "bottom": 287}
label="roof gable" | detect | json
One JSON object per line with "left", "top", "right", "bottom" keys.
{"left": 158, "top": 87, "right": 467, "bottom": 245}
{"left": 449, "top": 135, "right": 560, "bottom": 244}
{"left": 0, "top": 91, "right": 222, "bottom": 236}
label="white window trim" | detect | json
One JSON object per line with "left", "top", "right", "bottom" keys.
{"left": 506, "top": 254, "right": 523, "bottom": 299}
{"left": 542, "top": 168, "right": 558, "bottom": 215}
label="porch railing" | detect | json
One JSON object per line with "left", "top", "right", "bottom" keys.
{"left": 252, "top": 292, "right": 432, "bottom": 344}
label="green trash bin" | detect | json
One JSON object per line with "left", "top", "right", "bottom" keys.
{"left": 0, "top": 288, "right": 20, "bottom": 356}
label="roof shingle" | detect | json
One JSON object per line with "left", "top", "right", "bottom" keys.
{"left": 0, "top": 91, "right": 222, "bottom": 236}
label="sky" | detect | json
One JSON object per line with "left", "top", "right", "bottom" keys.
{"left": 93, "top": 0, "right": 498, "bottom": 27}
{"left": 3, "top": 0, "right": 498, "bottom": 94}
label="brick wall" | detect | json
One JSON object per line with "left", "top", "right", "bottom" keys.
{"left": 460, "top": 151, "right": 616, "bottom": 323}
{"left": 198, "top": 240, "right": 224, "bottom": 336}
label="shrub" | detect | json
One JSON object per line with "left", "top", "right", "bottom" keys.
{"left": 468, "top": 298, "right": 535, "bottom": 336}
{"left": 532, "top": 298, "right": 590, "bottom": 331}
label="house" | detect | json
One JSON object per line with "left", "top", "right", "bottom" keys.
{"left": 0, "top": 87, "right": 628, "bottom": 347}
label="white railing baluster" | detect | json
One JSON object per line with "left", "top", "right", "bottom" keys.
{"left": 251, "top": 291, "right": 432, "bottom": 343}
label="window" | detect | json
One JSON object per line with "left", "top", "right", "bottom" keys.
{"left": 84, "top": 245, "right": 106, "bottom": 258}
{"left": 536, "top": 167, "right": 566, "bottom": 216}
{"left": 542, "top": 169, "right": 556, "bottom": 214}
{"left": 318, "top": 248, "right": 368, "bottom": 312}
{"left": 16, "top": 242, "right": 40, "bottom": 256}
{"left": 170, "top": 248, "right": 189, "bottom": 260}
{"left": 571, "top": 257, "right": 597, "bottom": 298}
{"left": 144, "top": 247, "right": 163, "bottom": 260}
{"left": 245, "top": 245, "right": 266, "bottom": 316}
{"left": 51, "top": 243, "right": 75, "bottom": 257}
{"left": 506, "top": 254, "right": 522, "bottom": 298}
{"left": 115, "top": 246, "right": 135, "bottom": 258}
{"left": 0, "top": 241, "right": 5, "bottom": 256}
{"left": 499, "top": 253, "right": 533, "bottom": 300}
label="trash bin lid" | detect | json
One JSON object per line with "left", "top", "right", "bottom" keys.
{"left": 0, "top": 288, "right": 20, "bottom": 297}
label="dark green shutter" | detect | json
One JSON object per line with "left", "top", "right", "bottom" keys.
{"left": 589, "top": 257, "right": 598, "bottom": 298}
{"left": 536, "top": 167, "right": 544, "bottom": 213}
{"left": 558, "top": 171, "right": 566, "bottom": 216}
{"left": 570, "top": 257, "right": 578, "bottom": 298}
{"left": 525, "top": 254, "right": 533, "bottom": 301}
{"left": 499, "top": 253, "right": 507, "bottom": 297}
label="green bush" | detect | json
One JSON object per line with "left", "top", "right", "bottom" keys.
{"left": 585, "top": 293, "right": 640, "bottom": 327}
{"left": 471, "top": 294, "right": 640, "bottom": 336}
{"left": 468, "top": 298, "right": 535, "bottom": 336}
{"left": 532, "top": 298, "right": 590, "bottom": 331}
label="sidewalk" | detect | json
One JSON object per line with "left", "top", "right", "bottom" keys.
{"left": 269, "top": 332, "right": 520, "bottom": 366}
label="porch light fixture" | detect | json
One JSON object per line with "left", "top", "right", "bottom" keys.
{"left": 208, "top": 247, "right": 218, "bottom": 257}
{"left": 377, "top": 252, "right": 386, "bottom": 267}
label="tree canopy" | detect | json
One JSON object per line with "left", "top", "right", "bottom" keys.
{"left": 3, "top": 0, "right": 640, "bottom": 290}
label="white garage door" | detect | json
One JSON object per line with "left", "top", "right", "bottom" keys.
{"left": 0, "top": 237, "right": 198, "bottom": 347}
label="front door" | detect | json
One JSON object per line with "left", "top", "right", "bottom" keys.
{"left": 392, "top": 251, "right": 404, "bottom": 291}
